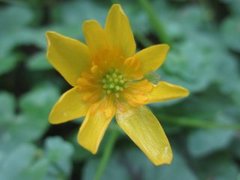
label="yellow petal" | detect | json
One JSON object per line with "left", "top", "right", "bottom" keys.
{"left": 78, "top": 97, "right": 116, "bottom": 154}
{"left": 148, "top": 81, "right": 189, "bottom": 103}
{"left": 105, "top": 4, "right": 136, "bottom": 57}
{"left": 116, "top": 105, "right": 172, "bottom": 165}
{"left": 123, "top": 80, "right": 152, "bottom": 106}
{"left": 49, "top": 87, "right": 89, "bottom": 124}
{"left": 135, "top": 44, "right": 169, "bottom": 74}
{"left": 83, "top": 20, "right": 111, "bottom": 56}
{"left": 46, "top": 31, "right": 90, "bottom": 86}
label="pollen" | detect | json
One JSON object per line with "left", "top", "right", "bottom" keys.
{"left": 102, "top": 69, "right": 126, "bottom": 95}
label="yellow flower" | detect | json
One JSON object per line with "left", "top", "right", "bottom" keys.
{"left": 46, "top": 4, "right": 189, "bottom": 166}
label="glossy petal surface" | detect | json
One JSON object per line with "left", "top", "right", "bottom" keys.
{"left": 78, "top": 97, "right": 116, "bottom": 154}
{"left": 49, "top": 88, "right": 89, "bottom": 124}
{"left": 148, "top": 81, "right": 189, "bottom": 103}
{"left": 105, "top": 4, "right": 136, "bottom": 57}
{"left": 116, "top": 105, "right": 172, "bottom": 165}
{"left": 83, "top": 20, "right": 111, "bottom": 57}
{"left": 135, "top": 44, "right": 169, "bottom": 74}
{"left": 46, "top": 31, "right": 90, "bottom": 86}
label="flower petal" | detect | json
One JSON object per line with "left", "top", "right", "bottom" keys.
{"left": 116, "top": 105, "right": 172, "bottom": 165}
{"left": 148, "top": 81, "right": 189, "bottom": 103}
{"left": 83, "top": 20, "right": 111, "bottom": 56}
{"left": 123, "top": 80, "right": 152, "bottom": 106}
{"left": 46, "top": 31, "right": 90, "bottom": 86}
{"left": 135, "top": 44, "right": 169, "bottom": 74}
{"left": 49, "top": 87, "right": 89, "bottom": 124}
{"left": 105, "top": 4, "right": 136, "bottom": 57}
{"left": 78, "top": 97, "right": 116, "bottom": 154}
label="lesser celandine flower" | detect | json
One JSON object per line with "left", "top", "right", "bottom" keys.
{"left": 46, "top": 4, "right": 189, "bottom": 165}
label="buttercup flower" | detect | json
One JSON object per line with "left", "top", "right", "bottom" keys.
{"left": 46, "top": 4, "right": 189, "bottom": 165}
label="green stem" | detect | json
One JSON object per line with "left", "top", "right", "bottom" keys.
{"left": 160, "top": 115, "right": 240, "bottom": 130}
{"left": 138, "top": 0, "right": 171, "bottom": 44}
{"left": 94, "top": 130, "right": 119, "bottom": 180}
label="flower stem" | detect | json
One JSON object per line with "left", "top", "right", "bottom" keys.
{"left": 94, "top": 130, "right": 119, "bottom": 180}
{"left": 138, "top": 0, "right": 171, "bottom": 44}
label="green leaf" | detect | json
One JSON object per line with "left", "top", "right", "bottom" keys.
{"left": 220, "top": 16, "right": 240, "bottom": 52}
{"left": 22, "top": 158, "right": 49, "bottom": 180}
{"left": 17, "top": 84, "right": 59, "bottom": 140}
{"left": 0, "top": 5, "right": 34, "bottom": 57}
{"left": 154, "top": 4, "right": 212, "bottom": 40}
{"left": 231, "top": 139, "right": 240, "bottom": 159}
{"left": 51, "top": 1, "right": 107, "bottom": 41}
{"left": 0, "top": 5, "right": 32, "bottom": 29}
{"left": 13, "top": 28, "right": 46, "bottom": 48}
{"left": 0, "top": 5, "right": 47, "bottom": 60}
{"left": 57, "top": 1, "right": 107, "bottom": 26}
{"left": 12, "top": 137, "right": 73, "bottom": 180}
{"left": 159, "top": 86, "right": 234, "bottom": 118}
{"left": 227, "top": 0, "right": 240, "bottom": 16}
{"left": 155, "top": 150, "right": 197, "bottom": 180}
{"left": 0, "top": 53, "right": 22, "bottom": 76}
{"left": 0, "top": 114, "right": 45, "bottom": 152}
{"left": 187, "top": 129, "right": 234, "bottom": 157}
{"left": 196, "top": 154, "right": 239, "bottom": 180}
{"left": 231, "top": 84, "right": 240, "bottom": 106}
{"left": 212, "top": 51, "right": 239, "bottom": 95}
{"left": 187, "top": 113, "right": 235, "bottom": 157}
{"left": 9, "top": 114, "right": 47, "bottom": 143}
{"left": 82, "top": 147, "right": 197, "bottom": 180}
{"left": 0, "top": 144, "right": 37, "bottom": 180}
{"left": 27, "top": 52, "right": 52, "bottom": 70}
{"left": 0, "top": 85, "right": 60, "bottom": 152}
{"left": 19, "top": 83, "right": 59, "bottom": 118}
{"left": 159, "top": 31, "right": 240, "bottom": 96}
{"left": 44, "top": 137, "right": 74, "bottom": 177}
{"left": 118, "top": 1, "right": 151, "bottom": 35}
{"left": 160, "top": 35, "right": 218, "bottom": 93}
{"left": 0, "top": 137, "right": 74, "bottom": 180}
{"left": 0, "top": 92, "right": 15, "bottom": 121}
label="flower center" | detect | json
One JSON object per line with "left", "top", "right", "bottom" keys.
{"left": 102, "top": 69, "right": 126, "bottom": 96}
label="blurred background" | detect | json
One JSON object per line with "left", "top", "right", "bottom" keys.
{"left": 0, "top": 0, "right": 240, "bottom": 179}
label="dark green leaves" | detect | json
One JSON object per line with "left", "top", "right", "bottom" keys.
{"left": 82, "top": 147, "right": 197, "bottom": 180}
{"left": 0, "top": 137, "right": 74, "bottom": 180}
{"left": 221, "top": 16, "right": 240, "bottom": 52}
{"left": 1, "top": 0, "right": 240, "bottom": 179}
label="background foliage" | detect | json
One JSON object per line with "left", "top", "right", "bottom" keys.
{"left": 0, "top": 0, "right": 240, "bottom": 179}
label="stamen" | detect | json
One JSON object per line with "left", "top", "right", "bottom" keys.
{"left": 101, "top": 69, "right": 126, "bottom": 96}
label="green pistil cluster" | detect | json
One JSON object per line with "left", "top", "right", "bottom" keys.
{"left": 102, "top": 69, "right": 126, "bottom": 96}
